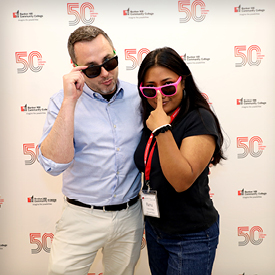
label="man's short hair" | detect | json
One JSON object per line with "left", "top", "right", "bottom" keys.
{"left": 68, "top": 26, "right": 114, "bottom": 64}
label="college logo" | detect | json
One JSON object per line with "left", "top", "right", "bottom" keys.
{"left": 124, "top": 48, "right": 150, "bottom": 70}
{"left": 124, "top": 49, "right": 211, "bottom": 70}
{"left": 27, "top": 195, "right": 57, "bottom": 206}
{"left": 238, "top": 188, "right": 267, "bottom": 199}
{"left": 13, "top": 10, "right": 19, "bottom": 18}
{"left": 67, "top": 3, "right": 98, "bottom": 26}
{"left": 30, "top": 233, "right": 54, "bottom": 254}
{"left": 234, "top": 4, "right": 265, "bottom": 16}
{"left": 23, "top": 143, "right": 38, "bottom": 165}
{"left": 13, "top": 10, "right": 43, "bottom": 21}
{"left": 182, "top": 53, "right": 211, "bottom": 65}
{"left": 21, "top": 104, "right": 47, "bottom": 115}
{"left": 123, "top": 8, "right": 154, "bottom": 19}
{"left": 15, "top": 51, "right": 46, "bottom": 73}
{"left": 237, "top": 136, "right": 266, "bottom": 159}
{"left": 237, "top": 98, "right": 267, "bottom": 109}
{"left": 234, "top": 45, "right": 264, "bottom": 67}
{"left": 238, "top": 226, "right": 266, "bottom": 246}
{"left": 178, "top": 0, "right": 209, "bottom": 23}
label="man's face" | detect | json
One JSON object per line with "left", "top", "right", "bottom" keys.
{"left": 74, "top": 34, "right": 118, "bottom": 95}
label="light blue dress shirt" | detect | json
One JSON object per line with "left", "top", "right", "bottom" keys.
{"left": 38, "top": 79, "right": 143, "bottom": 206}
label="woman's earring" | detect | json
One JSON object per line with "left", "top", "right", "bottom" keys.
{"left": 183, "top": 89, "right": 186, "bottom": 98}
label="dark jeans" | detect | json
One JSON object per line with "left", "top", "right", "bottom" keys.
{"left": 145, "top": 217, "right": 219, "bottom": 275}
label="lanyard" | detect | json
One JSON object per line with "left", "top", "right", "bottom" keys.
{"left": 144, "top": 107, "right": 180, "bottom": 187}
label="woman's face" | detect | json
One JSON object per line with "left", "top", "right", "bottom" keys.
{"left": 143, "top": 66, "right": 185, "bottom": 116}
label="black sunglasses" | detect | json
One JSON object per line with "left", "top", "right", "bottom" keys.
{"left": 79, "top": 56, "right": 118, "bottom": 78}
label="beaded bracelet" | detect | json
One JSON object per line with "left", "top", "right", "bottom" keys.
{"left": 152, "top": 124, "right": 172, "bottom": 137}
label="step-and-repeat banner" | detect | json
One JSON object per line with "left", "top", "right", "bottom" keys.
{"left": 1, "top": 0, "right": 274, "bottom": 274}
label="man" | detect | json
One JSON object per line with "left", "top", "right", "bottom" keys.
{"left": 38, "top": 26, "right": 143, "bottom": 275}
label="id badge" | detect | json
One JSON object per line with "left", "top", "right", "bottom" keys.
{"left": 140, "top": 190, "right": 160, "bottom": 218}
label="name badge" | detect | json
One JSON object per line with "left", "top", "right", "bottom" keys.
{"left": 140, "top": 190, "right": 160, "bottom": 218}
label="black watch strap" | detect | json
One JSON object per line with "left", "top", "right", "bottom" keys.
{"left": 153, "top": 124, "right": 172, "bottom": 137}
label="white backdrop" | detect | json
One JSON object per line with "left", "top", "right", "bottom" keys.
{"left": 1, "top": 0, "right": 275, "bottom": 274}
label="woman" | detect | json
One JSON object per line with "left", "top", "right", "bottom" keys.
{"left": 134, "top": 47, "right": 226, "bottom": 275}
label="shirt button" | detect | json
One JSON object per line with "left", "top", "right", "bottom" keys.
{"left": 117, "top": 171, "right": 120, "bottom": 175}
{"left": 114, "top": 194, "right": 117, "bottom": 198}
{"left": 114, "top": 125, "right": 116, "bottom": 128}
{"left": 117, "top": 148, "right": 120, "bottom": 151}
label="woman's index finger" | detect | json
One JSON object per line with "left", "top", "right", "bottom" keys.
{"left": 156, "top": 90, "right": 163, "bottom": 109}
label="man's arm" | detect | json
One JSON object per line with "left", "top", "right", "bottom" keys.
{"left": 40, "top": 66, "right": 87, "bottom": 164}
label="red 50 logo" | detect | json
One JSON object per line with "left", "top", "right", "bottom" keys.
{"left": 124, "top": 48, "right": 150, "bottom": 70}
{"left": 178, "top": 0, "right": 209, "bottom": 23}
{"left": 234, "top": 45, "right": 264, "bottom": 67}
{"left": 141, "top": 229, "right": 147, "bottom": 250}
{"left": 15, "top": 51, "right": 46, "bottom": 74}
{"left": 23, "top": 143, "right": 39, "bottom": 165}
{"left": 201, "top": 93, "right": 212, "bottom": 106}
{"left": 67, "top": 3, "right": 97, "bottom": 26}
{"left": 30, "top": 233, "right": 54, "bottom": 254}
{"left": 238, "top": 226, "right": 266, "bottom": 246}
{"left": 237, "top": 136, "right": 266, "bottom": 159}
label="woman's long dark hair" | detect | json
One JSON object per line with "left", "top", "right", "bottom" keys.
{"left": 138, "top": 47, "right": 225, "bottom": 165}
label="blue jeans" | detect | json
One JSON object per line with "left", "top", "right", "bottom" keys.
{"left": 145, "top": 217, "right": 219, "bottom": 275}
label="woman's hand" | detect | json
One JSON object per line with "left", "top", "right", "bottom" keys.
{"left": 146, "top": 91, "right": 171, "bottom": 131}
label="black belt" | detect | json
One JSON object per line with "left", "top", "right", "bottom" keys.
{"left": 66, "top": 195, "right": 139, "bottom": 211}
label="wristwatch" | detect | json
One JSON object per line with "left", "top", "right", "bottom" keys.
{"left": 153, "top": 124, "right": 172, "bottom": 137}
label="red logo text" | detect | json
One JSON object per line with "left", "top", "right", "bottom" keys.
{"left": 30, "top": 233, "right": 54, "bottom": 254}
{"left": 124, "top": 48, "right": 150, "bottom": 70}
{"left": 15, "top": 51, "right": 45, "bottom": 73}
{"left": 237, "top": 136, "right": 266, "bottom": 159}
{"left": 178, "top": 0, "right": 209, "bottom": 23}
{"left": 238, "top": 226, "right": 266, "bottom": 246}
{"left": 67, "top": 3, "right": 97, "bottom": 26}
{"left": 23, "top": 143, "right": 39, "bottom": 165}
{"left": 234, "top": 45, "right": 264, "bottom": 67}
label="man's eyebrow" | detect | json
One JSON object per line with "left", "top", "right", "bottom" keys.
{"left": 85, "top": 54, "right": 113, "bottom": 66}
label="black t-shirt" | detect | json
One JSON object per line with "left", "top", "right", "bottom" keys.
{"left": 134, "top": 108, "right": 220, "bottom": 234}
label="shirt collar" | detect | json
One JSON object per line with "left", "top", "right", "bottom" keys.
{"left": 83, "top": 79, "right": 124, "bottom": 102}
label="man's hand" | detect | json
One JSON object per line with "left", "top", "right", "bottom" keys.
{"left": 63, "top": 66, "right": 87, "bottom": 103}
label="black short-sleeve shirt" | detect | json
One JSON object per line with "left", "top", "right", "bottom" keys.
{"left": 134, "top": 108, "right": 220, "bottom": 234}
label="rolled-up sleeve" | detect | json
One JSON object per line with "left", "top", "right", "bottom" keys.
{"left": 37, "top": 148, "right": 73, "bottom": 176}
{"left": 38, "top": 91, "right": 72, "bottom": 176}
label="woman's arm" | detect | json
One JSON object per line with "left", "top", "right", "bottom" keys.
{"left": 146, "top": 90, "right": 216, "bottom": 192}
{"left": 155, "top": 132, "right": 215, "bottom": 192}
